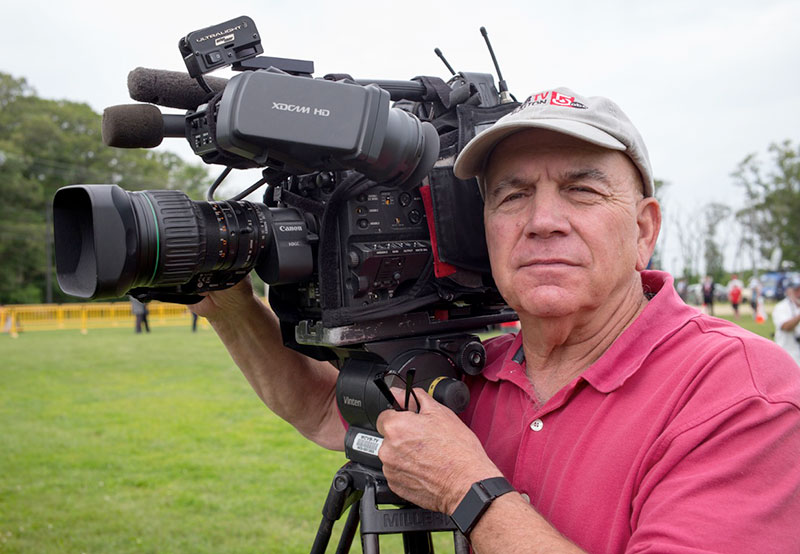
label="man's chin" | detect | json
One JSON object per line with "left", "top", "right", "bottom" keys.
{"left": 508, "top": 285, "right": 585, "bottom": 319}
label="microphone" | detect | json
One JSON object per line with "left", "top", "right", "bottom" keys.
{"left": 127, "top": 67, "right": 228, "bottom": 110}
{"left": 102, "top": 104, "right": 185, "bottom": 148}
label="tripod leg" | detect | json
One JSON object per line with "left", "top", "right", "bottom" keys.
{"left": 359, "top": 483, "right": 380, "bottom": 554}
{"left": 402, "top": 531, "right": 434, "bottom": 554}
{"left": 311, "top": 469, "right": 356, "bottom": 554}
{"left": 310, "top": 516, "right": 336, "bottom": 554}
{"left": 361, "top": 532, "right": 380, "bottom": 554}
{"left": 334, "top": 500, "right": 361, "bottom": 554}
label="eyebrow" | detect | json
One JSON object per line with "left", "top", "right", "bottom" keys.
{"left": 486, "top": 176, "right": 532, "bottom": 199}
{"left": 487, "top": 168, "right": 610, "bottom": 197}
{"left": 563, "top": 168, "right": 610, "bottom": 184}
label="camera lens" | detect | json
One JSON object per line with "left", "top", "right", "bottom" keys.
{"left": 53, "top": 184, "right": 272, "bottom": 299}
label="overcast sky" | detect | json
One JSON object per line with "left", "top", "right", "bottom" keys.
{"left": 3, "top": 0, "right": 799, "bottom": 274}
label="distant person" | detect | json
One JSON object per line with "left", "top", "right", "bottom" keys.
{"left": 727, "top": 274, "right": 744, "bottom": 319}
{"left": 676, "top": 278, "right": 688, "bottom": 302}
{"left": 130, "top": 296, "right": 150, "bottom": 333}
{"left": 748, "top": 276, "right": 760, "bottom": 314}
{"left": 1, "top": 305, "right": 15, "bottom": 334}
{"left": 191, "top": 311, "right": 199, "bottom": 332}
{"left": 701, "top": 275, "right": 715, "bottom": 315}
{"left": 772, "top": 276, "right": 800, "bottom": 365}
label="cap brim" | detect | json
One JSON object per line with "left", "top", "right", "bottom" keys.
{"left": 454, "top": 118, "right": 627, "bottom": 180}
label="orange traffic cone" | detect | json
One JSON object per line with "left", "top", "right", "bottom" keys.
{"left": 755, "top": 300, "right": 766, "bottom": 324}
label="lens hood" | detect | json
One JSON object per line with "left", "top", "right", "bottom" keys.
{"left": 53, "top": 184, "right": 151, "bottom": 299}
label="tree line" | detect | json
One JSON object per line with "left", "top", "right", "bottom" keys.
{"left": 0, "top": 73, "right": 211, "bottom": 304}
{"left": 669, "top": 140, "right": 800, "bottom": 285}
{"left": 0, "top": 70, "right": 797, "bottom": 303}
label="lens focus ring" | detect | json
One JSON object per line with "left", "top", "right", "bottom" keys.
{"left": 145, "top": 190, "right": 201, "bottom": 286}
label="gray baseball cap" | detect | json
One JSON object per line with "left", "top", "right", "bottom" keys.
{"left": 453, "top": 87, "right": 654, "bottom": 197}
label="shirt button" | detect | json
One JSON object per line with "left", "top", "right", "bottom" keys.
{"left": 520, "top": 493, "right": 531, "bottom": 503}
{"left": 530, "top": 419, "right": 544, "bottom": 432}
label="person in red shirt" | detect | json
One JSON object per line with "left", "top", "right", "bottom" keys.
{"left": 728, "top": 273, "right": 744, "bottom": 319}
{"left": 191, "top": 88, "right": 800, "bottom": 553}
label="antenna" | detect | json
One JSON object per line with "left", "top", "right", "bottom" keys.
{"left": 434, "top": 47, "right": 456, "bottom": 76}
{"left": 480, "top": 27, "right": 512, "bottom": 103}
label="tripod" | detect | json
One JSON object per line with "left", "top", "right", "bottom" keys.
{"left": 296, "top": 320, "right": 515, "bottom": 552}
{"left": 311, "top": 462, "right": 469, "bottom": 554}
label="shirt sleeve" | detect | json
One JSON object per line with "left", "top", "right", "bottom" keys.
{"left": 626, "top": 396, "right": 800, "bottom": 553}
{"left": 772, "top": 300, "right": 791, "bottom": 329}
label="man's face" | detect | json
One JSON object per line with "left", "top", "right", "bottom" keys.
{"left": 482, "top": 129, "right": 659, "bottom": 320}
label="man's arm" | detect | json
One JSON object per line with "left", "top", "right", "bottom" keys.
{"left": 780, "top": 312, "right": 800, "bottom": 332}
{"left": 376, "top": 391, "right": 585, "bottom": 554}
{"left": 772, "top": 300, "right": 800, "bottom": 333}
{"left": 190, "top": 279, "right": 345, "bottom": 450}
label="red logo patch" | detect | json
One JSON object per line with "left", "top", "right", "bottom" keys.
{"left": 550, "top": 92, "right": 587, "bottom": 109}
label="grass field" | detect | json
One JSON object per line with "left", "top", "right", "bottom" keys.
{"left": 2, "top": 326, "right": 449, "bottom": 553}
{"left": 0, "top": 311, "right": 777, "bottom": 553}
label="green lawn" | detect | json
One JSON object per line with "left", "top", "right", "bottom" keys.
{"left": 1, "top": 327, "right": 440, "bottom": 553}
{"left": 716, "top": 313, "right": 775, "bottom": 339}
{"left": 0, "top": 314, "right": 779, "bottom": 553}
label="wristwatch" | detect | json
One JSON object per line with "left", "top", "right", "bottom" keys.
{"left": 450, "top": 476, "right": 515, "bottom": 536}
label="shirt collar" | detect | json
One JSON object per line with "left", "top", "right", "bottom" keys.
{"left": 581, "top": 270, "right": 701, "bottom": 393}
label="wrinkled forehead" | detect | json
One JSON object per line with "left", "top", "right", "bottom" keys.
{"left": 483, "top": 129, "right": 643, "bottom": 194}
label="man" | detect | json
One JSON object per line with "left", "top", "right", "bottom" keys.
{"left": 701, "top": 274, "right": 715, "bottom": 315}
{"left": 727, "top": 273, "right": 744, "bottom": 319}
{"left": 772, "top": 275, "right": 800, "bottom": 365}
{"left": 130, "top": 295, "right": 150, "bottom": 333}
{"left": 190, "top": 88, "right": 800, "bottom": 552}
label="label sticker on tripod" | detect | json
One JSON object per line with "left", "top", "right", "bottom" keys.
{"left": 353, "top": 433, "right": 383, "bottom": 456}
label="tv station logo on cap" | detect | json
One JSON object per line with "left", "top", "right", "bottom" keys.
{"left": 515, "top": 91, "right": 588, "bottom": 114}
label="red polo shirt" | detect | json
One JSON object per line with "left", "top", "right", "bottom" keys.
{"left": 462, "top": 270, "right": 800, "bottom": 553}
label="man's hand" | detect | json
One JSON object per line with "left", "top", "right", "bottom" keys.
{"left": 375, "top": 389, "right": 503, "bottom": 515}
{"left": 188, "top": 277, "right": 258, "bottom": 322}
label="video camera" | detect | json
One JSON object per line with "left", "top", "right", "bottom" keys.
{"left": 53, "top": 16, "right": 519, "bottom": 464}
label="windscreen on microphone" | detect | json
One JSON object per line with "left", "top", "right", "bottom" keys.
{"left": 102, "top": 104, "right": 169, "bottom": 148}
{"left": 127, "top": 67, "right": 228, "bottom": 110}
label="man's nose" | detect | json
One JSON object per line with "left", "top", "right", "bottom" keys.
{"left": 522, "top": 187, "right": 570, "bottom": 238}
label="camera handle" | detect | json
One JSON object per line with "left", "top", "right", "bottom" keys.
{"left": 311, "top": 461, "right": 469, "bottom": 554}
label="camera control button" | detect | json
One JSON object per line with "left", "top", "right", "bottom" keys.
{"left": 205, "top": 51, "right": 223, "bottom": 65}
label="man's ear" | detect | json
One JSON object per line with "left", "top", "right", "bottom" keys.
{"left": 635, "top": 197, "right": 661, "bottom": 271}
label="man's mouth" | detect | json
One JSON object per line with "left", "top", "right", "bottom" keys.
{"left": 520, "top": 258, "right": 577, "bottom": 267}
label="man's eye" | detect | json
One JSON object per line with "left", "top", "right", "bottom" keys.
{"left": 500, "top": 192, "right": 526, "bottom": 204}
{"left": 568, "top": 186, "right": 600, "bottom": 196}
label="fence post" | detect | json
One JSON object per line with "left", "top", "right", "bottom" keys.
{"left": 9, "top": 310, "right": 19, "bottom": 339}
{"left": 81, "top": 306, "right": 88, "bottom": 335}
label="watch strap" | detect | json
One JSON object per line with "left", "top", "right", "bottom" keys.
{"left": 450, "top": 476, "right": 514, "bottom": 536}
